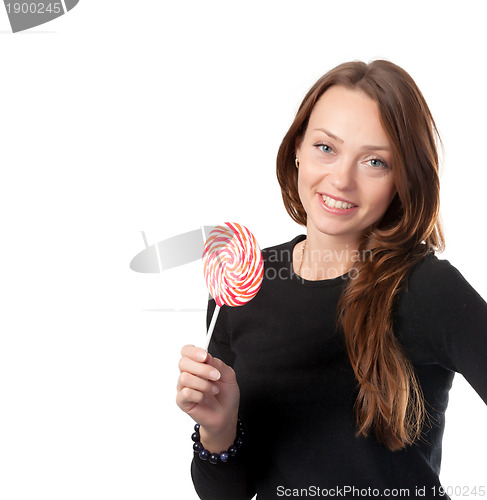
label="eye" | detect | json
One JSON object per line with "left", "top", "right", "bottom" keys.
{"left": 366, "top": 158, "right": 389, "bottom": 169}
{"left": 315, "top": 143, "right": 333, "bottom": 154}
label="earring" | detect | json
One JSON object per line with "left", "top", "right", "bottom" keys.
{"left": 295, "top": 158, "right": 300, "bottom": 169}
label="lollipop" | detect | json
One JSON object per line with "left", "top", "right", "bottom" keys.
{"left": 202, "top": 222, "right": 264, "bottom": 349}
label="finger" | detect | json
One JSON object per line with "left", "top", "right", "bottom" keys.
{"left": 204, "top": 355, "right": 237, "bottom": 384}
{"left": 177, "top": 371, "right": 220, "bottom": 395}
{"left": 176, "top": 387, "right": 205, "bottom": 412}
{"left": 181, "top": 344, "right": 208, "bottom": 362}
{"left": 178, "top": 356, "right": 221, "bottom": 382}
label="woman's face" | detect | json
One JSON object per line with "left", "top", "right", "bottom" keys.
{"left": 295, "top": 85, "right": 397, "bottom": 245}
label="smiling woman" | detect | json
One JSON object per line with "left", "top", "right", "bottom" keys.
{"left": 295, "top": 86, "right": 397, "bottom": 252}
{"left": 176, "top": 60, "right": 487, "bottom": 500}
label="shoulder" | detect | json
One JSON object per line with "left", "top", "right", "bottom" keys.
{"left": 395, "top": 251, "right": 487, "bottom": 367}
{"left": 404, "top": 252, "right": 479, "bottom": 302}
{"left": 398, "top": 250, "right": 487, "bottom": 337}
{"left": 406, "top": 252, "right": 457, "bottom": 285}
{"left": 397, "top": 251, "right": 487, "bottom": 376}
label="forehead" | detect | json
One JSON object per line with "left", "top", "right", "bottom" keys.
{"left": 307, "top": 85, "right": 388, "bottom": 143}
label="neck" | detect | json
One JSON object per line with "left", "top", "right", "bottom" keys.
{"left": 300, "top": 229, "right": 362, "bottom": 281}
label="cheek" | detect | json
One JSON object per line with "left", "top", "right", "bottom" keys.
{"left": 298, "top": 162, "right": 323, "bottom": 187}
{"left": 296, "top": 175, "right": 306, "bottom": 206}
{"left": 364, "top": 179, "right": 396, "bottom": 212}
{"left": 296, "top": 169, "right": 317, "bottom": 212}
{"left": 297, "top": 166, "right": 312, "bottom": 193}
{"left": 377, "top": 187, "right": 397, "bottom": 215}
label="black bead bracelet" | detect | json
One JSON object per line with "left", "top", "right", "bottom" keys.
{"left": 191, "top": 419, "right": 245, "bottom": 465}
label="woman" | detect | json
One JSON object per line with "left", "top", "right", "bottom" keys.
{"left": 176, "top": 60, "right": 487, "bottom": 499}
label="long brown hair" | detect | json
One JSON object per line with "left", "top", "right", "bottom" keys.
{"left": 276, "top": 60, "right": 445, "bottom": 450}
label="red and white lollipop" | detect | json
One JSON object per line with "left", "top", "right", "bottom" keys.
{"left": 202, "top": 222, "right": 264, "bottom": 349}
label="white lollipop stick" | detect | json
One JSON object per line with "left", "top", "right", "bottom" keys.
{"left": 204, "top": 304, "right": 221, "bottom": 351}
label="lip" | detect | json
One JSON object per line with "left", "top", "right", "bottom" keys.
{"left": 317, "top": 193, "right": 359, "bottom": 215}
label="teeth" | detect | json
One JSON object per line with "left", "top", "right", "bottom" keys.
{"left": 322, "top": 195, "right": 354, "bottom": 210}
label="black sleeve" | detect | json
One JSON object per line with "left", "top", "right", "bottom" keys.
{"left": 406, "top": 256, "right": 487, "bottom": 404}
{"left": 190, "top": 299, "right": 256, "bottom": 500}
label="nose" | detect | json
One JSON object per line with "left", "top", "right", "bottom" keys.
{"left": 327, "top": 158, "right": 356, "bottom": 191}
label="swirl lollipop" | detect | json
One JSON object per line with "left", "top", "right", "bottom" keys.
{"left": 202, "top": 222, "right": 264, "bottom": 349}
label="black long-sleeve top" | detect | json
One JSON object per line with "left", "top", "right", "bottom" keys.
{"left": 191, "top": 235, "right": 487, "bottom": 499}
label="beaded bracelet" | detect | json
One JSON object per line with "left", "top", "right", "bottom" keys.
{"left": 191, "top": 419, "right": 245, "bottom": 465}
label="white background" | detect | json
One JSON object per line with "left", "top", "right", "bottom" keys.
{"left": 0, "top": 1, "right": 486, "bottom": 499}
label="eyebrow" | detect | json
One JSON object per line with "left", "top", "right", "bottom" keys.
{"left": 313, "top": 127, "right": 391, "bottom": 152}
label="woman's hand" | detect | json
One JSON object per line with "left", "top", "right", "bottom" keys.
{"left": 176, "top": 344, "right": 240, "bottom": 452}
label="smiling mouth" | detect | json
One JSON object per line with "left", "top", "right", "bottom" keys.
{"left": 321, "top": 194, "right": 358, "bottom": 210}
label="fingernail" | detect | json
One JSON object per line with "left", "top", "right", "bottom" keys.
{"left": 209, "top": 369, "right": 221, "bottom": 381}
{"left": 196, "top": 350, "right": 207, "bottom": 362}
{"left": 211, "top": 385, "right": 220, "bottom": 395}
